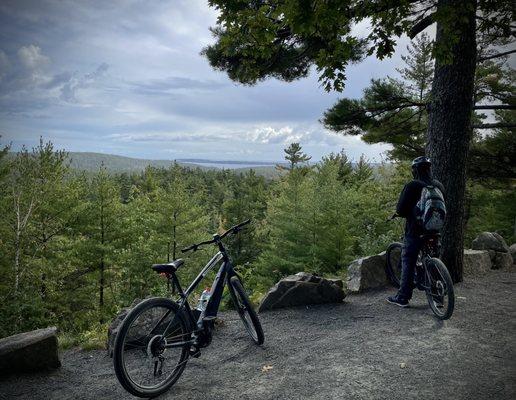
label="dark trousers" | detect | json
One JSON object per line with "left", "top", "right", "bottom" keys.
{"left": 398, "top": 234, "right": 424, "bottom": 300}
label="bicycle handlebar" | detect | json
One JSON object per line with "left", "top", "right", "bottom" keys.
{"left": 181, "top": 219, "right": 251, "bottom": 253}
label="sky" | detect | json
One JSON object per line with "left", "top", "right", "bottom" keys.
{"left": 0, "top": 0, "right": 415, "bottom": 162}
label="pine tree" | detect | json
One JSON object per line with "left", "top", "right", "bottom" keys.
{"left": 279, "top": 142, "right": 312, "bottom": 170}
{"left": 255, "top": 169, "right": 312, "bottom": 283}
{"left": 352, "top": 155, "right": 374, "bottom": 184}
{"left": 87, "top": 165, "right": 121, "bottom": 323}
{"left": 222, "top": 170, "right": 267, "bottom": 266}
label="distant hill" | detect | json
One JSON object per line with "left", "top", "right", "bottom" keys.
{"left": 66, "top": 152, "right": 193, "bottom": 172}
{"left": 63, "top": 152, "right": 283, "bottom": 178}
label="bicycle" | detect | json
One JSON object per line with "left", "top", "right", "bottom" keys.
{"left": 113, "top": 219, "right": 264, "bottom": 398}
{"left": 385, "top": 214, "right": 455, "bottom": 320}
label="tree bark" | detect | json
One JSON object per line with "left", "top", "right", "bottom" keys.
{"left": 426, "top": 0, "right": 477, "bottom": 283}
{"left": 99, "top": 199, "right": 105, "bottom": 324}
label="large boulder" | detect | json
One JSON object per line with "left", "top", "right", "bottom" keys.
{"left": 258, "top": 272, "right": 345, "bottom": 312}
{"left": 509, "top": 244, "right": 516, "bottom": 264}
{"left": 493, "top": 251, "right": 513, "bottom": 270}
{"left": 0, "top": 327, "right": 60, "bottom": 374}
{"left": 107, "top": 297, "right": 201, "bottom": 357}
{"left": 347, "top": 252, "right": 389, "bottom": 293}
{"left": 471, "top": 232, "right": 509, "bottom": 253}
{"left": 463, "top": 250, "right": 492, "bottom": 276}
{"left": 107, "top": 298, "right": 145, "bottom": 357}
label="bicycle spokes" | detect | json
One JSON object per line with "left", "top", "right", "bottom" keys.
{"left": 121, "top": 306, "right": 186, "bottom": 389}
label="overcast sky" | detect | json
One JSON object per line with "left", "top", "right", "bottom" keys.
{"left": 0, "top": 0, "right": 416, "bottom": 162}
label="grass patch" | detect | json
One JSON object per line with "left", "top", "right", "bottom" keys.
{"left": 58, "top": 323, "right": 108, "bottom": 351}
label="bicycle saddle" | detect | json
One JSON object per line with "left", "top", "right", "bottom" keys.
{"left": 151, "top": 259, "right": 184, "bottom": 273}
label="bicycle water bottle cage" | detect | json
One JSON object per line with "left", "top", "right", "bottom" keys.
{"left": 151, "top": 259, "right": 184, "bottom": 274}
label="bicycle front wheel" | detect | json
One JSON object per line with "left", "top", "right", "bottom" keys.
{"left": 113, "top": 297, "right": 191, "bottom": 398}
{"left": 228, "top": 276, "right": 264, "bottom": 345}
{"left": 424, "top": 258, "right": 455, "bottom": 320}
{"left": 385, "top": 242, "right": 403, "bottom": 288}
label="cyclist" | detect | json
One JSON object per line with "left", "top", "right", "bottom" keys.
{"left": 387, "top": 156, "right": 445, "bottom": 307}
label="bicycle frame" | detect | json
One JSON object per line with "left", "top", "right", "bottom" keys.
{"left": 418, "top": 235, "right": 441, "bottom": 292}
{"left": 158, "top": 245, "right": 238, "bottom": 349}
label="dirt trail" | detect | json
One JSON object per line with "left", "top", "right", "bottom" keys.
{"left": 1, "top": 269, "right": 515, "bottom": 400}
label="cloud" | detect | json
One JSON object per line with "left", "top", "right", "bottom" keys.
{"left": 60, "top": 63, "right": 109, "bottom": 103}
{"left": 0, "top": 44, "right": 51, "bottom": 92}
{"left": 0, "top": 1, "right": 401, "bottom": 162}
{"left": 17, "top": 44, "right": 49, "bottom": 70}
{"left": 41, "top": 71, "right": 73, "bottom": 89}
{"left": 0, "top": 50, "right": 10, "bottom": 80}
{"left": 248, "top": 126, "right": 302, "bottom": 144}
{"left": 129, "top": 76, "right": 226, "bottom": 95}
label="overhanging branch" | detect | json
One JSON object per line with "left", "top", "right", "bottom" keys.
{"left": 472, "top": 123, "right": 516, "bottom": 129}
{"left": 409, "top": 12, "right": 436, "bottom": 39}
{"left": 478, "top": 49, "right": 516, "bottom": 62}
{"left": 474, "top": 104, "right": 516, "bottom": 110}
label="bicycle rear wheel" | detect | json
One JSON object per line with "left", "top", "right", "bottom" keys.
{"left": 113, "top": 297, "right": 191, "bottom": 398}
{"left": 424, "top": 258, "right": 455, "bottom": 320}
{"left": 227, "top": 276, "right": 264, "bottom": 345}
{"left": 385, "top": 242, "right": 403, "bottom": 288}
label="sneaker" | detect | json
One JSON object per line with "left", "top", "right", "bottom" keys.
{"left": 387, "top": 295, "right": 409, "bottom": 308}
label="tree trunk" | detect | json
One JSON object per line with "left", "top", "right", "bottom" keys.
{"left": 426, "top": 0, "right": 477, "bottom": 283}
{"left": 99, "top": 201, "right": 105, "bottom": 324}
{"left": 172, "top": 211, "right": 178, "bottom": 261}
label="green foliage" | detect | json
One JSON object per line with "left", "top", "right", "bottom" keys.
{"left": 204, "top": 1, "right": 512, "bottom": 92}
{"left": 323, "top": 31, "right": 515, "bottom": 183}
{"left": 279, "top": 142, "right": 312, "bottom": 171}
{"left": 323, "top": 33, "right": 432, "bottom": 161}
{"left": 465, "top": 182, "right": 516, "bottom": 244}
{"left": 0, "top": 139, "right": 513, "bottom": 345}
{"left": 253, "top": 150, "right": 405, "bottom": 291}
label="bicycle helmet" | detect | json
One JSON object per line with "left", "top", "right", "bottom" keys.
{"left": 411, "top": 156, "right": 432, "bottom": 180}
{"left": 411, "top": 156, "right": 431, "bottom": 168}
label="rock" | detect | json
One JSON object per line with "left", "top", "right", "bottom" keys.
{"left": 0, "top": 327, "right": 60, "bottom": 375}
{"left": 346, "top": 252, "right": 389, "bottom": 293}
{"left": 492, "top": 251, "right": 513, "bottom": 270}
{"left": 107, "top": 297, "right": 202, "bottom": 357}
{"left": 471, "top": 232, "right": 509, "bottom": 253}
{"left": 258, "top": 272, "right": 345, "bottom": 312}
{"left": 463, "top": 250, "right": 492, "bottom": 276}
{"left": 107, "top": 297, "right": 145, "bottom": 357}
{"left": 509, "top": 244, "right": 516, "bottom": 264}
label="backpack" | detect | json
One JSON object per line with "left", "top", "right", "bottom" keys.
{"left": 416, "top": 184, "right": 446, "bottom": 232}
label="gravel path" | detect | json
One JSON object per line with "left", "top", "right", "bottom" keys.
{"left": 1, "top": 269, "right": 515, "bottom": 400}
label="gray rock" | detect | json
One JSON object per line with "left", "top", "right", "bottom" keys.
{"left": 509, "top": 244, "right": 516, "bottom": 264}
{"left": 0, "top": 327, "right": 60, "bottom": 374}
{"left": 492, "top": 251, "right": 513, "bottom": 270}
{"left": 463, "top": 250, "right": 492, "bottom": 276}
{"left": 107, "top": 296, "right": 203, "bottom": 357}
{"left": 471, "top": 232, "right": 509, "bottom": 253}
{"left": 107, "top": 297, "right": 145, "bottom": 357}
{"left": 258, "top": 272, "right": 345, "bottom": 312}
{"left": 347, "top": 252, "right": 389, "bottom": 293}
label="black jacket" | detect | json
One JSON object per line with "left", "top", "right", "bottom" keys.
{"left": 396, "top": 179, "right": 445, "bottom": 235}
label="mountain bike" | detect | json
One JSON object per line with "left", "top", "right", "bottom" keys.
{"left": 113, "top": 219, "right": 264, "bottom": 398}
{"left": 385, "top": 215, "right": 455, "bottom": 320}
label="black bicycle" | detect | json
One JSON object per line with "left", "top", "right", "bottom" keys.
{"left": 385, "top": 215, "right": 454, "bottom": 320}
{"left": 113, "top": 219, "right": 264, "bottom": 398}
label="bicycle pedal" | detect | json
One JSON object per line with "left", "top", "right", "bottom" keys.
{"left": 189, "top": 348, "right": 201, "bottom": 358}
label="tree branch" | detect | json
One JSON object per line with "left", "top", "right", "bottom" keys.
{"left": 472, "top": 123, "right": 516, "bottom": 129}
{"left": 478, "top": 49, "right": 516, "bottom": 62}
{"left": 409, "top": 12, "right": 436, "bottom": 39}
{"left": 474, "top": 104, "right": 516, "bottom": 110}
